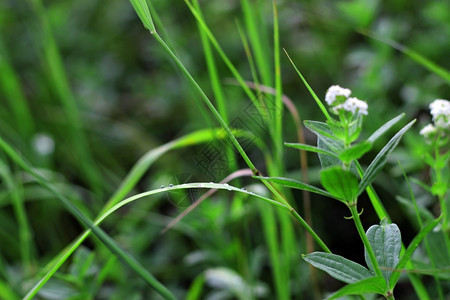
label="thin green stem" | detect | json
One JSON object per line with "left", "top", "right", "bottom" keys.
{"left": 349, "top": 204, "right": 383, "bottom": 278}
{"left": 283, "top": 49, "right": 332, "bottom": 122}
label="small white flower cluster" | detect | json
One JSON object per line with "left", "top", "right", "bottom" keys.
{"left": 420, "top": 99, "right": 450, "bottom": 139}
{"left": 325, "top": 85, "right": 368, "bottom": 115}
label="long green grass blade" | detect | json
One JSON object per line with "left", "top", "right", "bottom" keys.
{"left": 24, "top": 128, "right": 236, "bottom": 297}
{"left": 283, "top": 49, "right": 332, "bottom": 122}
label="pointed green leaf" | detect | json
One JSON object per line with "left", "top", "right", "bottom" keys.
{"left": 304, "top": 120, "right": 344, "bottom": 152}
{"left": 338, "top": 141, "right": 372, "bottom": 163}
{"left": 328, "top": 276, "right": 387, "bottom": 299}
{"left": 254, "top": 176, "right": 333, "bottom": 198}
{"left": 364, "top": 219, "right": 401, "bottom": 285}
{"left": 302, "top": 252, "right": 373, "bottom": 284}
{"left": 389, "top": 216, "right": 442, "bottom": 288}
{"left": 285, "top": 142, "right": 337, "bottom": 157}
{"left": 358, "top": 120, "right": 415, "bottom": 196}
{"left": 320, "top": 166, "right": 359, "bottom": 202}
{"left": 317, "top": 136, "right": 342, "bottom": 168}
{"left": 367, "top": 113, "right": 405, "bottom": 143}
{"left": 129, "top": 0, "right": 156, "bottom": 32}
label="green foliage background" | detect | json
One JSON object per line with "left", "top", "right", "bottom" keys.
{"left": 0, "top": 0, "right": 449, "bottom": 299}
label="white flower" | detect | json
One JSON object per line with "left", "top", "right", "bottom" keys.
{"left": 325, "top": 85, "right": 351, "bottom": 105}
{"left": 341, "top": 97, "right": 368, "bottom": 115}
{"left": 429, "top": 99, "right": 450, "bottom": 129}
{"left": 419, "top": 123, "right": 436, "bottom": 138}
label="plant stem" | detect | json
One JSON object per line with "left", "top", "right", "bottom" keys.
{"left": 349, "top": 204, "right": 383, "bottom": 278}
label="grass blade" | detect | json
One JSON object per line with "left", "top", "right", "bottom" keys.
{"left": 283, "top": 49, "right": 332, "bottom": 122}
{"left": 24, "top": 128, "right": 236, "bottom": 297}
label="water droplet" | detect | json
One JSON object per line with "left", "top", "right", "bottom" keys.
{"left": 160, "top": 185, "right": 165, "bottom": 189}
{"left": 169, "top": 184, "right": 173, "bottom": 187}
{"left": 241, "top": 188, "right": 247, "bottom": 191}
{"left": 209, "top": 182, "right": 214, "bottom": 184}
{"left": 223, "top": 183, "right": 229, "bottom": 186}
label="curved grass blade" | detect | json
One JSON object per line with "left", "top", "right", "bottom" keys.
{"left": 129, "top": 0, "right": 330, "bottom": 256}
{"left": 0, "top": 137, "right": 177, "bottom": 300}
{"left": 23, "top": 128, "right": 234, "bottom": 298}
{"left": 302, "top": 252, "right": 373, "bottom": 284}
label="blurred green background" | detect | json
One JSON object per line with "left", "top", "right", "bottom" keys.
{"left": 0, "top": 0, "right": 449, "bottom": 299}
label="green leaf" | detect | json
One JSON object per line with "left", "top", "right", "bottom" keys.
{"left": 320, "top": 166, "right": 359, "bottom": 202}
{"left": 328, "top": 276, "right": 386, "bottom": 299}
{"left": 129, "top": 0, "right": 156, "bottom": 32}
{"left": 302, "top": 252, "right": 373, "bottom": 284}
{"left": 338, "top": 141, "right": 372, "bottom": 163}
{"left": 358, "top": 120, "right": 415, "bottom": 196}
{"left": 367, "top": 113, "right": 405, "bottom": 143}
{"left": 364, "top": 219, "right": 401, "bottom": 285}
{"left": 304, "top": 120, "right": 344, "bottom": 153}
{"left": 431, "top": 181, "right": 447, "bottom": 196}
{"left": 317, "top": 136, "right": 342, "bottom": 168}
{"left": 389, "top": 216, "right": 442, "bottom": 288}
{"left": 254, "top": 176, "right": 333, "bottom": 198}
{"left": 284, "top": 142, "right": 337, "bottom": 157}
